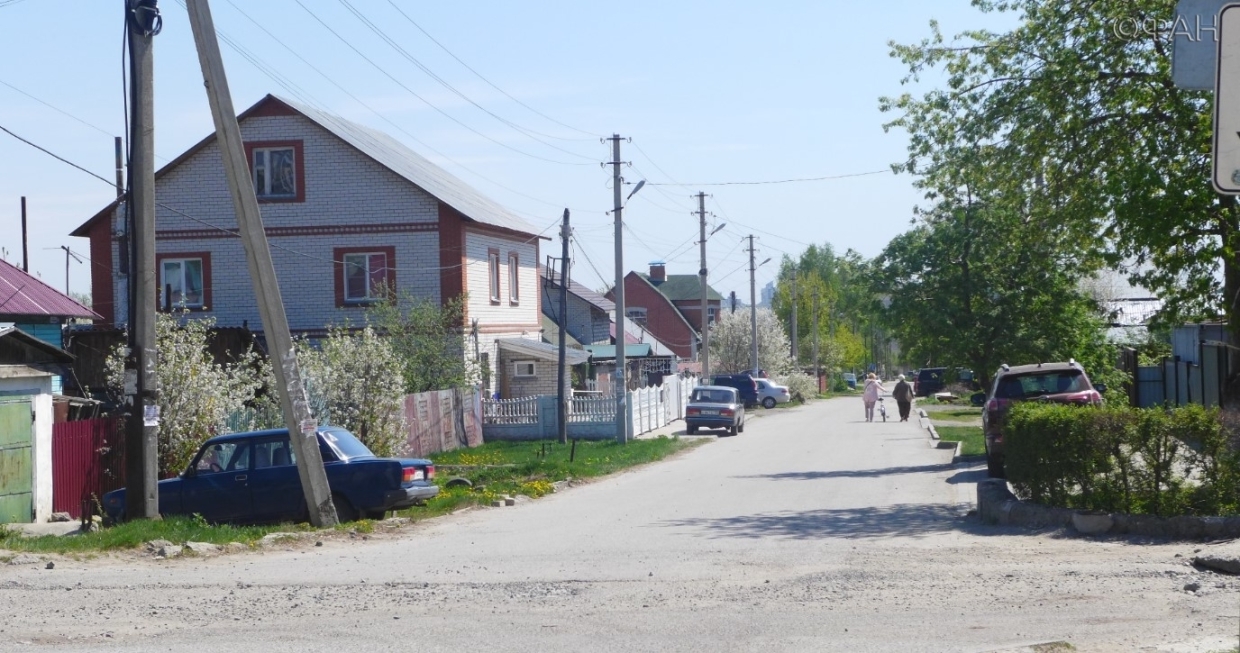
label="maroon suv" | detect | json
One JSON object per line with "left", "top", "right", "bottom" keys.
{"left": 982, "top": 360, "right": 1103, "bottom": 477}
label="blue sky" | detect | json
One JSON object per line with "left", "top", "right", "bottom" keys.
{"left": 0, "top": 0, "right": 1016, "bottom": 301}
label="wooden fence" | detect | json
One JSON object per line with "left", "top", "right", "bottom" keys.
{"left": 403, "top": 388, "right": 483, "bottom": 458}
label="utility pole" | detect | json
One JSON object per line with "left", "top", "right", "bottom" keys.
{"left": 115, "top": 136, "right": 125, "bottom": 197}
{"left": 730, "top": 291, "right": 737, "bottom": 314}
{"left": 812, "top": 289, "right": 820, "bottom": 386}
{"left": 186, "top": 0, "right": 337, "bottom": 526}
{"left": 606, "top": 134, "right": 629, "bottom": 443}
{"left": 60, "top": 246, "right": 82, "bottom": 295}
{"left": 556, "top": 209, "right": 571, "bottom": 445}
{"left": 124, "top": 0, "right": 160, "bottom": 521}
{"left": 790, "top": 271, "right": 798, "bottom": 366}
{"left": 696, "top": 192, "right": 710, "bottom": 380}
{"left": 748, "top": 235, "right": 758, "bottom": 375}
{"left": 20, "top": 197, "right": 28, "bottom": 272}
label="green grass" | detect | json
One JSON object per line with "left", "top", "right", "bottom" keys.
{"left": 928, "top": 407, "right": 983, "bottom": 420}
{"left": 0, "top": 516, "right": 309, "bottom": 555}
{"left": 0, "top": 437, "right": 702, "bottom": 556}
{"left": 935, "top": 425, "right": 985, "bottom": 456}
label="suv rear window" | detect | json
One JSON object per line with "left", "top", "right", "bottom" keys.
{"left": 994, "top": 371, "right": 1088, "bottom": 399}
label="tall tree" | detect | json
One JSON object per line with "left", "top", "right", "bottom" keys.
{"left": 880, "top": 0, "right": 1233, "bottom": 333}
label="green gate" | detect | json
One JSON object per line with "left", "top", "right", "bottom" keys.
{"left": 0, "top": 397, "right": 34, "bottom": 524}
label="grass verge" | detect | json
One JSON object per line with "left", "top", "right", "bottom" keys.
{"left": 0, "top": 436, "right": 704, "bottom": 556}
{"left": 935, "top": 425, "right": 985, "bottom": 456}
{"left": 927, "top": 407, "right": 983, "bottom": 420}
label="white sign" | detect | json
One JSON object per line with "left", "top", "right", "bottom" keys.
{"left": 1214, "top": 3, "right": 1240, "bottom": 193}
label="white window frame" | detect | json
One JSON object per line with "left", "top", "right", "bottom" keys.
{"left": 513, "top": 360, "right": 537, "bottom": 377}
{"left": 161, "top": 257, "right": 205, "bottom": 309}
{"left": 707, "top": 306, "right": 717, "bottom": 324}
{"left": 508, "top": 253, "right": 520, "bottom": 303}
{"left": 489, "top": 252, "right": 501, "bottom": 302}
{"left": 252, "top": 146, "right": 296, "bottom": 198}
{"left": 342, "top": 251, "right": 388, "bottom": 303}
{"left": 626, "top": 307, "right": 648, "bottom": 323}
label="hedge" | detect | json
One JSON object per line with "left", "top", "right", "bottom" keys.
{"left": 1004, "top": 402, "right": 1240, "bottom": 517}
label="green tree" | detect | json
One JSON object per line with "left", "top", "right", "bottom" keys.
{"left": 880, "top": 0, "right": 1232, "bottom": 334}
{"left": 367, "top": 293, "right": 475, "bottom": 394}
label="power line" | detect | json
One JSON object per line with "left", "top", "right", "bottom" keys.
{"left": 382, "top": 0, "right": 598, "bottom": 140}
{"left": 0, "top": 79, "right": 115, "bottom": 138}
{"left": 337, "top": 0, "right": 596, "bottom": 155}
{"left": 0, "top": 123, "right": 114, "bottom": 185}
{"left": 649, "top": 169, "right": 891, "bottom": 186}
{"left": 571, "top": 238, "right": 609, "bottom": 292}
{"left": 291, "top": 0, "right": 591, "bottom": 167}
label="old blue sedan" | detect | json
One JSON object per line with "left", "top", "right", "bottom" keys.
{"left": 102, "top": 427, "right": 438, "bottom": 524}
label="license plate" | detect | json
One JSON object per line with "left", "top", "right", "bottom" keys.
{"left": 701, "top": 410, "right": 718, "bottom": 415}
{"left": 411, "top": 470, "right": 424, "bottom": 481}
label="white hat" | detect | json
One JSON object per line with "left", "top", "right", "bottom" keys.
{"left": 898, "top": 374, "right": 906, "bottom": 380}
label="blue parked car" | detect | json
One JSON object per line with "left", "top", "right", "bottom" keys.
{"left": 102, "top": 427, "right": 438, "bottom": 524}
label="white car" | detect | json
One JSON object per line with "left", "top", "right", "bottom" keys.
{"left": 755, "top": 379, "right": 791, "bottom": 409}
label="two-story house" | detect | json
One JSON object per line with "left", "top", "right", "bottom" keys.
{"left": 608, "top": 263, "right": 723, "bottom": 360}
{"left": 70, "top": 94, "right": 545, "bottom": 389}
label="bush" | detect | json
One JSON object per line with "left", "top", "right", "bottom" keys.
{"left": 1004, "top": 402, "right": 1240, "bottom": 517}
{"left": 778, "top": 371, "right": 817, "bottom": 403}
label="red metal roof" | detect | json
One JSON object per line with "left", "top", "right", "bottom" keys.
{"left": 0, "top": 258, "right": 99, "bottom": 320}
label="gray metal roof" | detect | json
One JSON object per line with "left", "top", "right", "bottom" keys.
{"left": 497, "top": 337, "right": 589, "bottom": 364}
{"left": 539, "top": 266, "right": 615, "bottom": 313}
{"left": 276, "top": 95, "right": 542, "bottom": 237}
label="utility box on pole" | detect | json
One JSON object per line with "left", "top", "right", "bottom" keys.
{"left": 1213, "top": 3, "right": 1240, "bottom": 193}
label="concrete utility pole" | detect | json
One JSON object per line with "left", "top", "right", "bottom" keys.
{"left": 790, "top": 271, "right": 798, "bottom": 365}
{"left": 114, "top": 136, "right": 125, "bottom": 197}
{"left": 60, "top": 246, "right": 82, "bottom": 295}
{"left": 730, "top": 291, "right": 737, "bottom": 314}
{"left": 813, "top": 288, "right": 821, "bottom": 385}
{"left": 696, "top": 192, "right": 710, "bottom": 380}
{"left": 556, "top": 209, "right": 571, "bottom": 446}
{"left": 606, "top": 134, "right": 629, "bottom": 443}
{"left": 748, "top": 235, "right": 758, "bottom": 375}
{"left": 186, "top": 0, "right": 337, "bottom": 526}
{"left": 125, "top": 0, "right": 160, "bottom": 521}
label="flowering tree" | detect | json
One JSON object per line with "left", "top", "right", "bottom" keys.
{"left": 297, "top": 325, "right": 406, "bottom": 457}
{"left": 708, "top": 308, "right": 793, "bottom": 377}
{"left": 106, "top": 313, "right": 273, "bottom": 477}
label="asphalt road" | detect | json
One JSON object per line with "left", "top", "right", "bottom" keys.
{"left": 1, "top": 397, "right": 1236, "bottom": 652}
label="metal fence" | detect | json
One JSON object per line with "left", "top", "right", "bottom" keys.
{"left": 51, "top": 417, "right": 126, "bottom": 520}
{"left": 1134, "top": 343, "right": 1231, "bottom": 408}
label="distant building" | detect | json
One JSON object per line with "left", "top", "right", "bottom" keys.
{"left": 759, "top": 281, "right": 776, "bottom": 308}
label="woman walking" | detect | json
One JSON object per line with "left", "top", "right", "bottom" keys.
{"left": 892, "top": 374, "right": 913, "bottom": 422}
{"left": 862, "top": 373, "right": 885, "bottom": 422}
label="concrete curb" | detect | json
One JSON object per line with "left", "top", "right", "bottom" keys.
{"left": 975, "top": 479, "right": 1240, "bottom": 540}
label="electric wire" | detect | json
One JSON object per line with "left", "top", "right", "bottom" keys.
{"left": 571, "top": 238, "right": 610, "bottom": 293}
{"left": 217, "top": 0, "right": 605, "bottom": 216}
{"left": 291, "top": 0, "right": 591, "bottom": 167}
{"left": 648, "top": 169, "right": 891, "bottom": 186}
{"left": 0, "top": 79, "right": 115, "bottom": 138}
{"left": 382, "top": 0, "right": 599, "bottom": 140}
{"left": 337, "top": 0, "right": 597, "bottom": 154}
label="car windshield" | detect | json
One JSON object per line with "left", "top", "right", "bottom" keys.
{"left": 995, "top": 371, "right": 1088, "bottom": 399}
{"left": 692, "top": 389, "right": 734, "bottom": 404}
{"left": 318, "top": 428, "right": 375, "bottom": 461}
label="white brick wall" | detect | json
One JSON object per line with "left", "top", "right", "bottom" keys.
{"left": 463, "top": 229, "right": 539, "bottom": 327}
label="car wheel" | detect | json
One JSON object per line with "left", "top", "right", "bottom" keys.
{"left": 687, "top": 425, "right": 697, "bottom": 435}
{"left": 986, "top": 454, "right": 1005, "bottom": 479}
{"left": 729, "top": 424, "right": 738, "bottom": 436}
{"left": 331, "top": 493, "right": 358, "bottom": 523}
{"left": 738, "top": 419, "right": 745, "bottom": 434}
{"left": 364, "top": 509, "right": 387, "bottom": 521}
{"left": 762, "top": 397, "right": 776, "bottom": 409}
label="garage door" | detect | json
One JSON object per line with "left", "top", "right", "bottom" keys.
{"left": 0, "top": 397, "right": 34, "bottom": 524}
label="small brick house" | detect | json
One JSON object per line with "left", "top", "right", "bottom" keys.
{"left": 70, "top": 94, "right": 546, "bottom": 389}
{"left": 607, "top": 263, "right": 723, "bottom": 360}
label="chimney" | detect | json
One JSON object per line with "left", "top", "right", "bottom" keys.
{"left": 649, "top": 261, "right": 666, "bottom": 285}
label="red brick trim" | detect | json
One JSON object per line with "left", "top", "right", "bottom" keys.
{"left": 243, "top": 140, "right": 305, "bottom": 203}
{"left": 438, "top": 204, "right": 466, "bottom": 312}
{"left": 155, "top": 222, "right": 438, "bottom": 240}
{"left": 488, "top": 247, "right": 501, "bottom": 305}
{"left": 333, "top": 246, "right": 396, "bottom": 308}
{"left": 155, "top": 251, "right": 212, "bottom": 312}
{"left": 476, "top": 322, "right": 542, "bottom": 334}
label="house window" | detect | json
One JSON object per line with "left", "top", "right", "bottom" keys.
{"left": 626, "top": 307, "right": 648, "bottom": 324}
{"left": 334, "top": 246, "right": 395, "bottom": 307}
{"left": 253, "top": 147, "right": 296, "bottom": 198}
{"left": 488, "top": 249, "right": 501, "bottom": 303}
{"left": 157, "top": 252, "right": 211, "bottom": 310}
{"left": 707, "top": 307, "right": 717, "bottom": 324}
{"left": 513, "top": 361, "right": 536, "bottom": 377}
{"left": 508, "top": 253, "right": 520, "bottom": 304}
{"left": 245, "top": 140, "right": 304, "bottom": 203}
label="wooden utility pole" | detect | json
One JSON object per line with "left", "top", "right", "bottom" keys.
{"left": 556, "top": 209, "right": 571, "bottom": 445}
{"left": 185, "top": 0, "right": 337, "bottom": 526}
{"left": 790, "top": 271, "right": 798, "bottom": 365}
{"left": 125, "top": 0, "right": 160, "bottom": 521}
{"left": 813, "top": 289, "right": 820, "bottom": 389}
{"left": 696, "top": 192, "right": 710, "bottom": 380}
{"left": 20, "top": 197, "right": 28, "bottom": 272}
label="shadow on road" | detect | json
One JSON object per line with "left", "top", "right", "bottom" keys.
{"left": 737, "top": 463, "right": 955, "bottom": 481}
{"left": 661, "top": 503, "right": 983, "bottom": 540}
{"left": 946, "top": 468, "right": 989, "bottom": 485}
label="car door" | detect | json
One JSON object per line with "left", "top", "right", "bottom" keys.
{"left": 246, "top": 436, "right": 303, "bottom": 522}
{"left": 180, "top": 440, "right": 252, "bottom": 523}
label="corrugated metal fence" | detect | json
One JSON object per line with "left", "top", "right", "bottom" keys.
{"left": 51, "top": 417, "right": 126, "bottom": 519}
